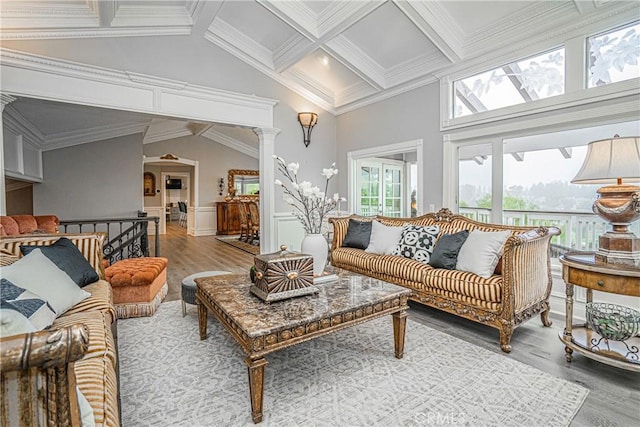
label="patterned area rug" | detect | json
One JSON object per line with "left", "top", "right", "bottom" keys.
{"left": 215, "top": 236, "right": 260, "bottom": 255}
{"left": 118, "top": 300, "right": 588, "bottom": 426}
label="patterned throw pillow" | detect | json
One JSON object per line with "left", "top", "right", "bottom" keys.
{"left": 1, "top": 278, "right": 56, "bottom": 335}
{"left": 392, "top": 224, "right": 440, "bottom": 263}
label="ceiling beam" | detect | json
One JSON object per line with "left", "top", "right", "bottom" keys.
{"left": 558, "top": 147, "right": 573, "bottom": 159}
{"left": 203, "top": 128, "right": 259, "bottom": 159}
{"left": 257, "top": 0, "right": 318, "bottom": 40}
{"left": 316, "top": 0, "right": 385, "bottom": 40}
{"left": 510, "top": 152, "right": 525, "bottom": 162}
{"left": 324, "top": 35, "right": 386, "bottom": 90}
{"left": 502, "top": 64, "right": 539, "bottom": 102}
{"left": 393, "top": 0, "right": 464, "bottom": 62}
{"left": 272, "top": 35, "right": 317, "bottom": 73}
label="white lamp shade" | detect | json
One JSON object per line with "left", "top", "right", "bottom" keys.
{"left": 571, "top": 136, "right": 640, "bottom": 184}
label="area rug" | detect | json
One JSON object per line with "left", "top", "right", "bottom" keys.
{"left": 118, "top": 300, "right": 588, "bottom": 426}
{"left": 215, "top": 235, "right": 260, "bottom": 255}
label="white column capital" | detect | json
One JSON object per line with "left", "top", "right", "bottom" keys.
{"left": 252, "top": 127, "right": 281, "bottom": 140}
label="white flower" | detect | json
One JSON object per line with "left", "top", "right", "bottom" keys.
{"left": 321, "top": 167, "right": 338, "bottom": 179}
{"left": 287, "top": 162, "right": 300, "bottom": 175}
{"left": 333, "top": 193, "right": 339, "bottom": 202}
{"left": 274, "top": 179, "right": 282, "bottom": 186}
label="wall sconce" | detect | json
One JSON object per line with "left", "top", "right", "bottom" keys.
{"left": 298, "top": 112, "right": 318, "bottom": 147}
{"left": 218, "top": 177, "right": 224, "bottom": 196}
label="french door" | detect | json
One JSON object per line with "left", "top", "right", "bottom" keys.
{"left": 356, "top": 159, "right": 404, "bottom": 217}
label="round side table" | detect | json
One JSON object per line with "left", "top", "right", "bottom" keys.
{"left": 181, "top": 271, "right": 231, "bottom": 316}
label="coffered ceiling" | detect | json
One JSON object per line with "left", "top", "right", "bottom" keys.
{"left": 1, "top": 0, "right": 638, "bottom": 150}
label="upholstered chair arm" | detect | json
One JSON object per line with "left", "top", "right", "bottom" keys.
{"left": 329, "top": 216, "right": 354, "bottom": 250}
{"left": 1, "top": 324, "right": 89, "bottom": 427}
{"left": 501, "top": 227, "right": 561, "bottom": 314}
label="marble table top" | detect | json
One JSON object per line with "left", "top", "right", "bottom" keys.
{"left": 196, "top": 269, "right": 411, "bottom": 338}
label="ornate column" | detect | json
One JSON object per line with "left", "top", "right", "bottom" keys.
{"left": 0, "top": 94, "right": 17, "bottom": 215}
{"left": 253, "top": 127, "right": 280, "bottom": 253}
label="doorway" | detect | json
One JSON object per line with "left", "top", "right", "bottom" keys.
{"left": 348, "top": 139, "right": 424, "bottom": 217}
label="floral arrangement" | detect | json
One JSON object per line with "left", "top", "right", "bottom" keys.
{"left": 274, "top": 155, "right": 341, "bottom": 234}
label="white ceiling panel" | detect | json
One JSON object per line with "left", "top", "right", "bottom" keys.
{"left": 441, "top": 0, "right": 540, "bottom": 35}
{"left": 343, "top": 1, "right": 440, "bottom": 69}
{"left": 292, "top": 49, "right": 363, "bottom": 94}
{"left": 218, "top": 1, "right": 298, "bottom": 52}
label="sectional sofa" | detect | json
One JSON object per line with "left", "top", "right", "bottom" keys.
{"left": 329, "top": 208, "right": 561, "bottom": 352}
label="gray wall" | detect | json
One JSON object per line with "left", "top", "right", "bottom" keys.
{"left": 336, "top": 83, "right": 443, "bottom": 214}
{"left": 5, "top": 184, "right": 33, "bottom": 215}
{"left": 33, "top": 134, "right": 143, "bottom": 220}
{"left": 143, "top": 135, "right": 259, "bottom": 207}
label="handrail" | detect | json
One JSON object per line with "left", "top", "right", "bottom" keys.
{"left": 59, "top": 215, "right": 160, "bottom": 264}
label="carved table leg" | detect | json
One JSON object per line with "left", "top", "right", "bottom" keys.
{"left": 392, "top": 310, "right": 407, "bottom": 359}
{"left": 564, "top": 282, "right": 574, "bottom": 362}
{"left": 197, "top": 297, "right": 207, "bottom": 340}
{"left": 246, "top": 356, "right": 268, "bottom": 424}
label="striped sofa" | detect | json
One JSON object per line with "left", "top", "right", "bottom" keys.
{"left": 0, "top": 233, "right": 119, "bottom": 426}
{"left": 329, "top": 209, "right": 561, "bottom": 353}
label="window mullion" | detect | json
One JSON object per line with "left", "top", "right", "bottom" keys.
{"left": 491, "top": 140, "right": 504, "bottom": 224}
{"left": 565, "top": 35, "right": 586, "bottom": 93}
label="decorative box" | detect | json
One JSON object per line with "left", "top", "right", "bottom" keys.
{"left": 250, "top": 245, "right": 319, "bottom": 302}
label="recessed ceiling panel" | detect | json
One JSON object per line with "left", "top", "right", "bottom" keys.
{"left": 342, "top": 2, "right": 441, "bottom": 69}
{"left": 291, "top": 49, "right": 363, "bottom": 93}
{"left": 218, "top": 1, "right": 299, "bottom": 52}
{"left": 302, "top": 0, "right": 333, "bottom": 15}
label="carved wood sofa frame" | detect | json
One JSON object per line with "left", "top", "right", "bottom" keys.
{"left": 329, "top": 208, "right": 561, "bottom": 352}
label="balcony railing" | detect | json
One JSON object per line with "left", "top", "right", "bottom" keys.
{"left": 459, "top": 207, "right": 640, "bottom": 256}
{"left": 60, "top": 214, "right": 160, "bottom": 265}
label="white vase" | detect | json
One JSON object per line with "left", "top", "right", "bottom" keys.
{"left": 301, "top": 233, "right": 328, "bottom": 277}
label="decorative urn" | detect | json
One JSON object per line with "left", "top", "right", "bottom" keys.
{"left": 250, "top": 245, "right": 318, "bottom": 302}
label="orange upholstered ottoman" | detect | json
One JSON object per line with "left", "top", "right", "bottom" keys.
{"left": 105, "top": 257, "right": 168, "bottom": 319}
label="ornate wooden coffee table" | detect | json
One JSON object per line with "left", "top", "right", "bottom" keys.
{"left": 195, "top": 270, "right": 411, "bottom": 423}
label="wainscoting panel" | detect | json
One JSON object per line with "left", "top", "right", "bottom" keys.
{"left": 191, "top": 206, "right": 216, "bottom": 236}
{"left": 143, "top": 206, "right": 164, "bottom": 235}
{"left": 274, "top": 213, "right": 305, "bottom": 252}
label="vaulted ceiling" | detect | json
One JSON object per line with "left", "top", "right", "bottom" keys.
{"left": 1, "top": 0, "right": 638, "bottom": 150}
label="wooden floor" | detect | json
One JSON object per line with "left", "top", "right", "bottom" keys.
{"left": 155, "top": 222, "right": 639, "bottom": 426}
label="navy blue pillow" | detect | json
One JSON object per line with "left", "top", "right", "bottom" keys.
{"left": 20, "top": 238, "right": 99, "bottom": 287}
{"left": 429, "top": 230, "right": 470, "bottom": 270}
{"left": 341, "top": 219, "right": 373, "bottom": 250}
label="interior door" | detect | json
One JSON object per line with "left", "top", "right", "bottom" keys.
{"left": 355, "top": 159, "right": 404, "bottom": 217}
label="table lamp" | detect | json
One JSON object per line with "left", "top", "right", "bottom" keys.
{"left": 571, "top": 135, "right": 640, "bottom": 267}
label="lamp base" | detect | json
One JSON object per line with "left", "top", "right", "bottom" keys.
{"left": 596, "top": 233, "right": 640, "bottom": 268}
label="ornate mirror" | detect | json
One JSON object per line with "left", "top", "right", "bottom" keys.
{"left": 228, "top": 169, "right": 259, "bottom": 198}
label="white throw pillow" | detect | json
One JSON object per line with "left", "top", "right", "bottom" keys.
{"left": 455, "top": 230, "right": 511, "bottom": 278}
{"left": 1, "top": 279, "right": 57, "bottom": 334}
{"left": 0, "top": 249, "right": 90, "bottom": 316}
{"left": 365, "top": 221, "right": 404, "bottom": 255}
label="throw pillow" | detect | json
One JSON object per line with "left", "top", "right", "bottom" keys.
{"left": 391, "top": 224, "right": 440, "bottom": 264}
{"left": 21, "top": 237, "right": 99, "bottom": 287}
{"left": 0, "top": 249, "right": 90, "bottom": 315}
{"left": 1, "top": 278, "right": 56, "bottom": 334}
{"left": 365, "top": 221, "right": 404, "bottom": 255}
{"left": 456, "top": 230, "right": 511, "bottom": 278}
{"left": 429, "top": 230, "right": 470, "bottom": 269}
{"left": 341, "top": 219, "right": 373, "bottom": 250}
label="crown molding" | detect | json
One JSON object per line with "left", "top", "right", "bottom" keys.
{"left": 0, "top": 26, "right": 191, "bottom": 40}
{"left": 3, "top": 106, "right": 45, "bottom": 149}
{"left": 284, "top": 69, "right": 335, "bottom": 105}
{"left": 202, "top": 128, "right": 259, "bottom": 159}
{"left": 143, "top": 127, "right": 192, "bottom": 144}
{"left": 316, "top": 0, "right": 385, "bottom": 40}
{"left": 324, "top": 35, "right": 385, "bottom": 90}
{"left": 0, "top": 2, "right": 100, "bottom": 29}
{"left": 110, "top": 5, "right": 193, "bottom": 27}
{"left": 257, "top": 0, "right": 318, "bottom": 40}
{"left": 335, "top": 74, "right": 438, "bottom": 116}
{"left": 385, "top": 51, "right": 449, "bottom": 88}
{"left": 203, "top": 29, "right": 335, "bottom": 114}
{"left": 335, "top": 81, "right": 376, "bottom": 108}
{"left": 272, "top": 34, "right": 314, "bottom": 73}
{"left": 205, "top": 17, "right": 275, "bottom": 69}
{"left": 43, "top": 121, "right": 148, "bottom": 151}
{"left": 393, "top": 0, "right": 464, "bottom": 62}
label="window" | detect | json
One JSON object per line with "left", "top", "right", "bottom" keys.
{"left": 588, "top": 22, "right": 640, "bottom": 88}
{"left": 458, "top": 144, "right": 492, "bottom": 223}
{"left": 453, "top": 48, "right": 565, "bottom": 118}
